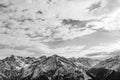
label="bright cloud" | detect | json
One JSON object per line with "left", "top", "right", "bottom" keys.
{"left": 83, "top": 41, "right": 120, "bottom": 58}
{"left": 88, "top": 10, "right": 120, "bottom": 31}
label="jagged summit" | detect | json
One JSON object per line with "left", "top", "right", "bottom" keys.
{"left": 4, "top": 55, "right": 16, "bottom": 61}
{"left": 51, "top": 54, "right": 60, "bottom": 57}
{"left": 2, "top": 55, "right": 120, "bottom": 80}
{"left": 0, "top": 54, "right": 94, "bottom": 80}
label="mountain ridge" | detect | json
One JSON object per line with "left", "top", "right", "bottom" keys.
{"left": 0, "top": 54, "right": 97, "bottom": 80}
{"left": 1, "top": 55, "right": 120, "bottom": 80}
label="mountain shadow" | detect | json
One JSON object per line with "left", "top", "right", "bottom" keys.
{"left": 87, "top": 68, "right": 120, "bottom": 80}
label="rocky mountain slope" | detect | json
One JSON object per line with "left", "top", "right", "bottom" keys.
{"left": 1, "top": 55, "right": 120, "bottom": 80}
{"left": 0, "top": 55, "right": 97, "bottom": 80}
{"left": 88, "top": 55, "right": 120, "bottom": 80}
{"left": 69, "top": 57, "right": 99, "bottom": 68}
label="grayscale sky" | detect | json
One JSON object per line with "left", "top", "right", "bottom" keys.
{"left": 0, "top": 0, "right": 120, "bottom": 59}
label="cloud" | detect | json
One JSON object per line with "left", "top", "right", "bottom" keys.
{"left": 0, "top": 0, "right": 109, "bottom": 43}
{"left": 85, "top": 52, "right": 104, "bottom": 57}
{"left": 50, "top": 0, "right": 101, "bottom": 20}
{"left": 87, "top": 9, "right": 120, "bottom": 31}
{"left": 1, "top": 0, "right": 120, "bottom": 59}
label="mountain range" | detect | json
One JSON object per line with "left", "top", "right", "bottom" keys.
{"left": 0, "top": 54, "right": 120, "bottom": 80}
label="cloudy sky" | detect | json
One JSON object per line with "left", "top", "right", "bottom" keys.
{"left": 0, "top": 0, "right": 120, "bottom": 59}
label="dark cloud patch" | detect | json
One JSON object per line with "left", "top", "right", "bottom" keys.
{"left": 62, "top": 19, "right": 100, "bottom": 29}
{"left": 87, "top": 1, "right": 101, "bottom": 12}
{"left": 90, "top": 0, "right": 120, "bottom": 16}
{"left": 0, "top": 44, "right": 10, "bottom": 49}
{"left": 62, "top": 19, "right": 89, "bottom": 27}
{"left": 86, "top": 50, "right": 120, "bottom": 58}
{"left": 85, "top": 52, "right": 106, "bottom": 57}
{"left": 0, "top": 44, "right": 31, "bottom": 51}
{"left": 105, "top": 0, "right": 120, "bottom": 11}
{"left": 27, "top": 48, "right": 43, "bottom": 55}
{"left": 13, "top": 46, "right": 31, "bottom": 50}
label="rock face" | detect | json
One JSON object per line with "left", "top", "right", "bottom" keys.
{"left": 88, "top": 55, "right": 120, "bottom": 80}
{"left": 0, "top": 55, "right": 92, "bottom": 80}
{"left": 0, "top": 55, "right": 37, "bottom": 80}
